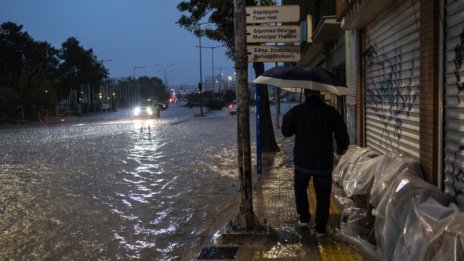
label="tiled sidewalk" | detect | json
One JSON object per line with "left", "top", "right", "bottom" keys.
{"left": 198, "top": 148, "right": 366, "bottom": 260}
{"left": 308, "top": 181, "right": 365, "bottom": 261}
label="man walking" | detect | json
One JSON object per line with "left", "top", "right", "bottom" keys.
{"left": 281, "top": 89, "right": 349, "bottom": 237}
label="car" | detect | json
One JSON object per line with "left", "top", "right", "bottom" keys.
{"left": 159, "top": 103, "right": 168, "bottom": 111}
{"left": 133, "top": 101, "right": 155, "bottom": 118}
{"left": 228, "top": 100, "right": 237, "bottom": 115}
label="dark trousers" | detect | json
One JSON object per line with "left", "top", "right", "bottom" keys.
{"left": 294, "top": 169, "right": 332, "bottom": 233}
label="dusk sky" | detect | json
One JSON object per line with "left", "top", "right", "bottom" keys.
{"left": 0, "top": 0, "right": 236, "bottom": 87}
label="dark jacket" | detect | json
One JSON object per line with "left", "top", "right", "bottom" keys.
{"left": 281, "top": 95, "right": 349, "bottom": 172}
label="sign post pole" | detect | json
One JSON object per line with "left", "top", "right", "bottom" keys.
{"left": 245, "top": 5, "right": 300, "bottom": 177}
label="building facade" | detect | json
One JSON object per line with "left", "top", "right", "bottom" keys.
{"left": 339, "top": 0, "right": 464, "bottom": 208}
{"left": 282, "top": 0, "right": 464, "bottom": 209}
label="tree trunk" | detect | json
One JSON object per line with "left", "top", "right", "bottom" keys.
{"left": 253, "top": 62, "right": 280, "bottom": 153}
{"left": 233, "top": 0, "right": 258, "bottom": 231}
{"left": 275, "top": 87, "right": 281, "bottom": 129}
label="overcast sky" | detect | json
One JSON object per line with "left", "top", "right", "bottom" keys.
{"left": 0, "top": 0, "right": 236, "bottom": 86}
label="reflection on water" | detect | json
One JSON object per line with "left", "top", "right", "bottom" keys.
{"left": 0, "top": 107, "right": 241, "bottom": 260}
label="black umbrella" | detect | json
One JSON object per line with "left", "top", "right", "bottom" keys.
{"left": 253, "top": 65, "right": 354, "bottom": 96}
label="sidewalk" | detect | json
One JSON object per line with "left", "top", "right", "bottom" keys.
{"left": 196, "top": 138, "right": 367, "bottom": 260}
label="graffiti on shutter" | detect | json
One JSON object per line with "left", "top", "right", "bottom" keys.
{"left": 444, "top": 0, "right": 464, "bottom": 208}
{"left": 364, "top": 0, "right": 420, "bottom": 158}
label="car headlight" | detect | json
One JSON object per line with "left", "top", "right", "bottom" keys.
{"left": 146, "top": 107, "right": 153, "bottom": 115}
{"left": 133, "top": 107, "right": 141, "bottom": 116}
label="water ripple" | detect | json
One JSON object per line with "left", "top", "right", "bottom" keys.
{"left": 0, "top": 107, "right": 244, "bottom": 259}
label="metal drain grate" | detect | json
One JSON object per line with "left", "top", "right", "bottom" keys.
{"left": 197, "top": 246, "right": 238, "bottom": 259}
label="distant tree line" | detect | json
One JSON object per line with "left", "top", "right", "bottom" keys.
{"left": 137, "top": 76, "right": 166, "bottom": 102}
{"left": 183, "top": 89, "right": 237, "bottom": 110}
{"left": 0, "top": 21, "right": 107, "bottom": 122}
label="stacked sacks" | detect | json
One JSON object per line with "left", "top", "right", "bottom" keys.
{"left": 374, "top": 165, "right": 463, "bottom": 261}
{"left": 369, "top": 154, "right": 421, "bottom": 208}
{"left": 395, "top": 191, "right": 459, "bottom": 260}
{"left": 332, "top": 145, "right": 380, "bottom": 207}
{"left": 333, "top": 147, "right": 464, "bottom": 260}
{"left": 368, "top": 154, "right": 421, "bottom": 246}
{"left": 338, "top": 153, "right": 379, "bottom": 250}
{"left": 339, "top": 206, "right": 377, "bottom": 259}
{"left": 332, "top": 145, "right": 379, "bottom": 259}
{"left": 372, "top": 165, "right": 426, "bottom": 260}
{"left": 344, "top": 154, "right": 379, "bottom": 208}
{"left": 423, "top": 212, "right": 464, "bottom": 260}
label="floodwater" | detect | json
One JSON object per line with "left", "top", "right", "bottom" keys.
{"left": 0, "top": 105, "right": 252, "bottom": 260}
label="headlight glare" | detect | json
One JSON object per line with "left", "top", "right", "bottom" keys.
{"left": 133, "top": 107, "right": 141, "bottom": 116}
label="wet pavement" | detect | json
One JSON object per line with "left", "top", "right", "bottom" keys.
{"left": 191, "top": 135, "right": 366, "bottom": 261}
{"left": 0, "top": 103, "right": 366, "bottom": 260}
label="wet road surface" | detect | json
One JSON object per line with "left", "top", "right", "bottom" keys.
{"left": 1, "top": 105, "right": 243, "bottom": 260}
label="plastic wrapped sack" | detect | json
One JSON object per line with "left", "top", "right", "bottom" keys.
{"left": 393, "top": 191, "right": 458, "bottom": 261}
{"left": 333, "top": 145, "right": 379, "bottom": 209}
{"left": 373, "top": 169, "right": 429, "bottom": 260}
{"left": 369, "top": 154, "right": 422, "bottom": 208}
{"left": 338, "top": 206, "right": 377, "bottom": 260}
{"left": 343, "top": 156, "right": 378, "bottom": 208}
{"left": 333, "top": 145, "right": 359, "bottom": 188}
{"left": 333, "top": 145, "right": 379, "bottom": 189}
{"left": 332, "top": 186, "right": 355, "bottom": 208}
{"left": 422, "top": 212, "right": 464, "bottom": 260}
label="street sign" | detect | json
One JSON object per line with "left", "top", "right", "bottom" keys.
{"left": 246, "top": 25, "right": 300, "bottom": 43}
{"left": 246, "top": 5, "right": 300, "bottom": 24}
{"left": 247, "top": 45, "right": 300, "bottom": 62}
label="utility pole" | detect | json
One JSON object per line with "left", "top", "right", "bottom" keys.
{"left": 154, "top": 64, "right": 175, "bottom": 86}
{"left": 232, "top": 0, "right": 260, "bottom": 232}
{"left": 196, "top": 24, "right": 206, "bottom": 116}
{"left": 133, "top": 65, "right": 145, "bottom": 105}
{"left": 133, "top": 65, "right": 145, "bottom": 79}
{"left": 155, "top": 63, "right": 175, "bottom": 98}
{"left": 196, "top": 46, "right": 222, "bottom": 93}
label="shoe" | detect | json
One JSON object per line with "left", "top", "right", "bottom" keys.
{"left": 298, "top": 220, "right": 310, "bottom": 227}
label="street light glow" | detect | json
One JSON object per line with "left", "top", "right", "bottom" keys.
{"left": 154, "top": 64, "right": 175, "bottom": 87}
{"left": 196, "top": 45, "right": 223, "bottom": 93}
{"left": 133, "top": 65, "right": 146, "bottom": 79}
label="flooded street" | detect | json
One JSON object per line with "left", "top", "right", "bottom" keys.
{"left": 0, "top": 105, "right": 249, "bottom": 260}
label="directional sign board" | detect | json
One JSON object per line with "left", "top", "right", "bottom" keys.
{"left": 246, "top": 5, "right": 300, "bottom": 24}
{"left": 247, "top": 25, "right": 300, "bottom": 43}
{"left": 247, "top": 45, "right": 300, "bottom": 63}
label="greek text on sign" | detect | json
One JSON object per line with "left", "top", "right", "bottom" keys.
{"left": 247, "top": 45, "right": 300, "bottom": 62}
{"left": 246, "top": 5, "right": 300, "bottom": 24}
{"left": 247, "top": 25, "right": 300, "bottom": 43}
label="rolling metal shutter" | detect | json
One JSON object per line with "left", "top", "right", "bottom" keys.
{"left": 444, "top": 0, "right": 464, "bottom": 208}
{"left": 363, "top": 0, "right": 421, "bottom": 158}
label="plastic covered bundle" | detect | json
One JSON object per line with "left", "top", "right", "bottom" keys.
{"left": 373, "top": 169, "right": 430, "bottom": 260}
{"left": 333, "top": 145, "right": 379, "bottom": 190}
{"left": 393, "top": 191, "right": 458, "bottom": 261}
{"left": 423, "top": 212, "right": 464, "bottom": 260}
{"left": 333, "top": 145, "right": 361, "bottom": 188}
{"left": 338, "top": 206, "right": 377, "bottom": 260}
{"left": 343, "top": 156, "right": 378, "bottom": 208}
{"left": 331, "top": 146, "right": 464, "bottom": 260}
{"left": 369, "top": 154, "right": 422, "bottom": 208}
{"left": 332, "top": 146, "right": 361, "bottom": 207}
{"left": 340, "top": 207, "right": 373, "bottom": 240}
{"left": 332, "top": 185, "right": 354, "bottom": 208}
